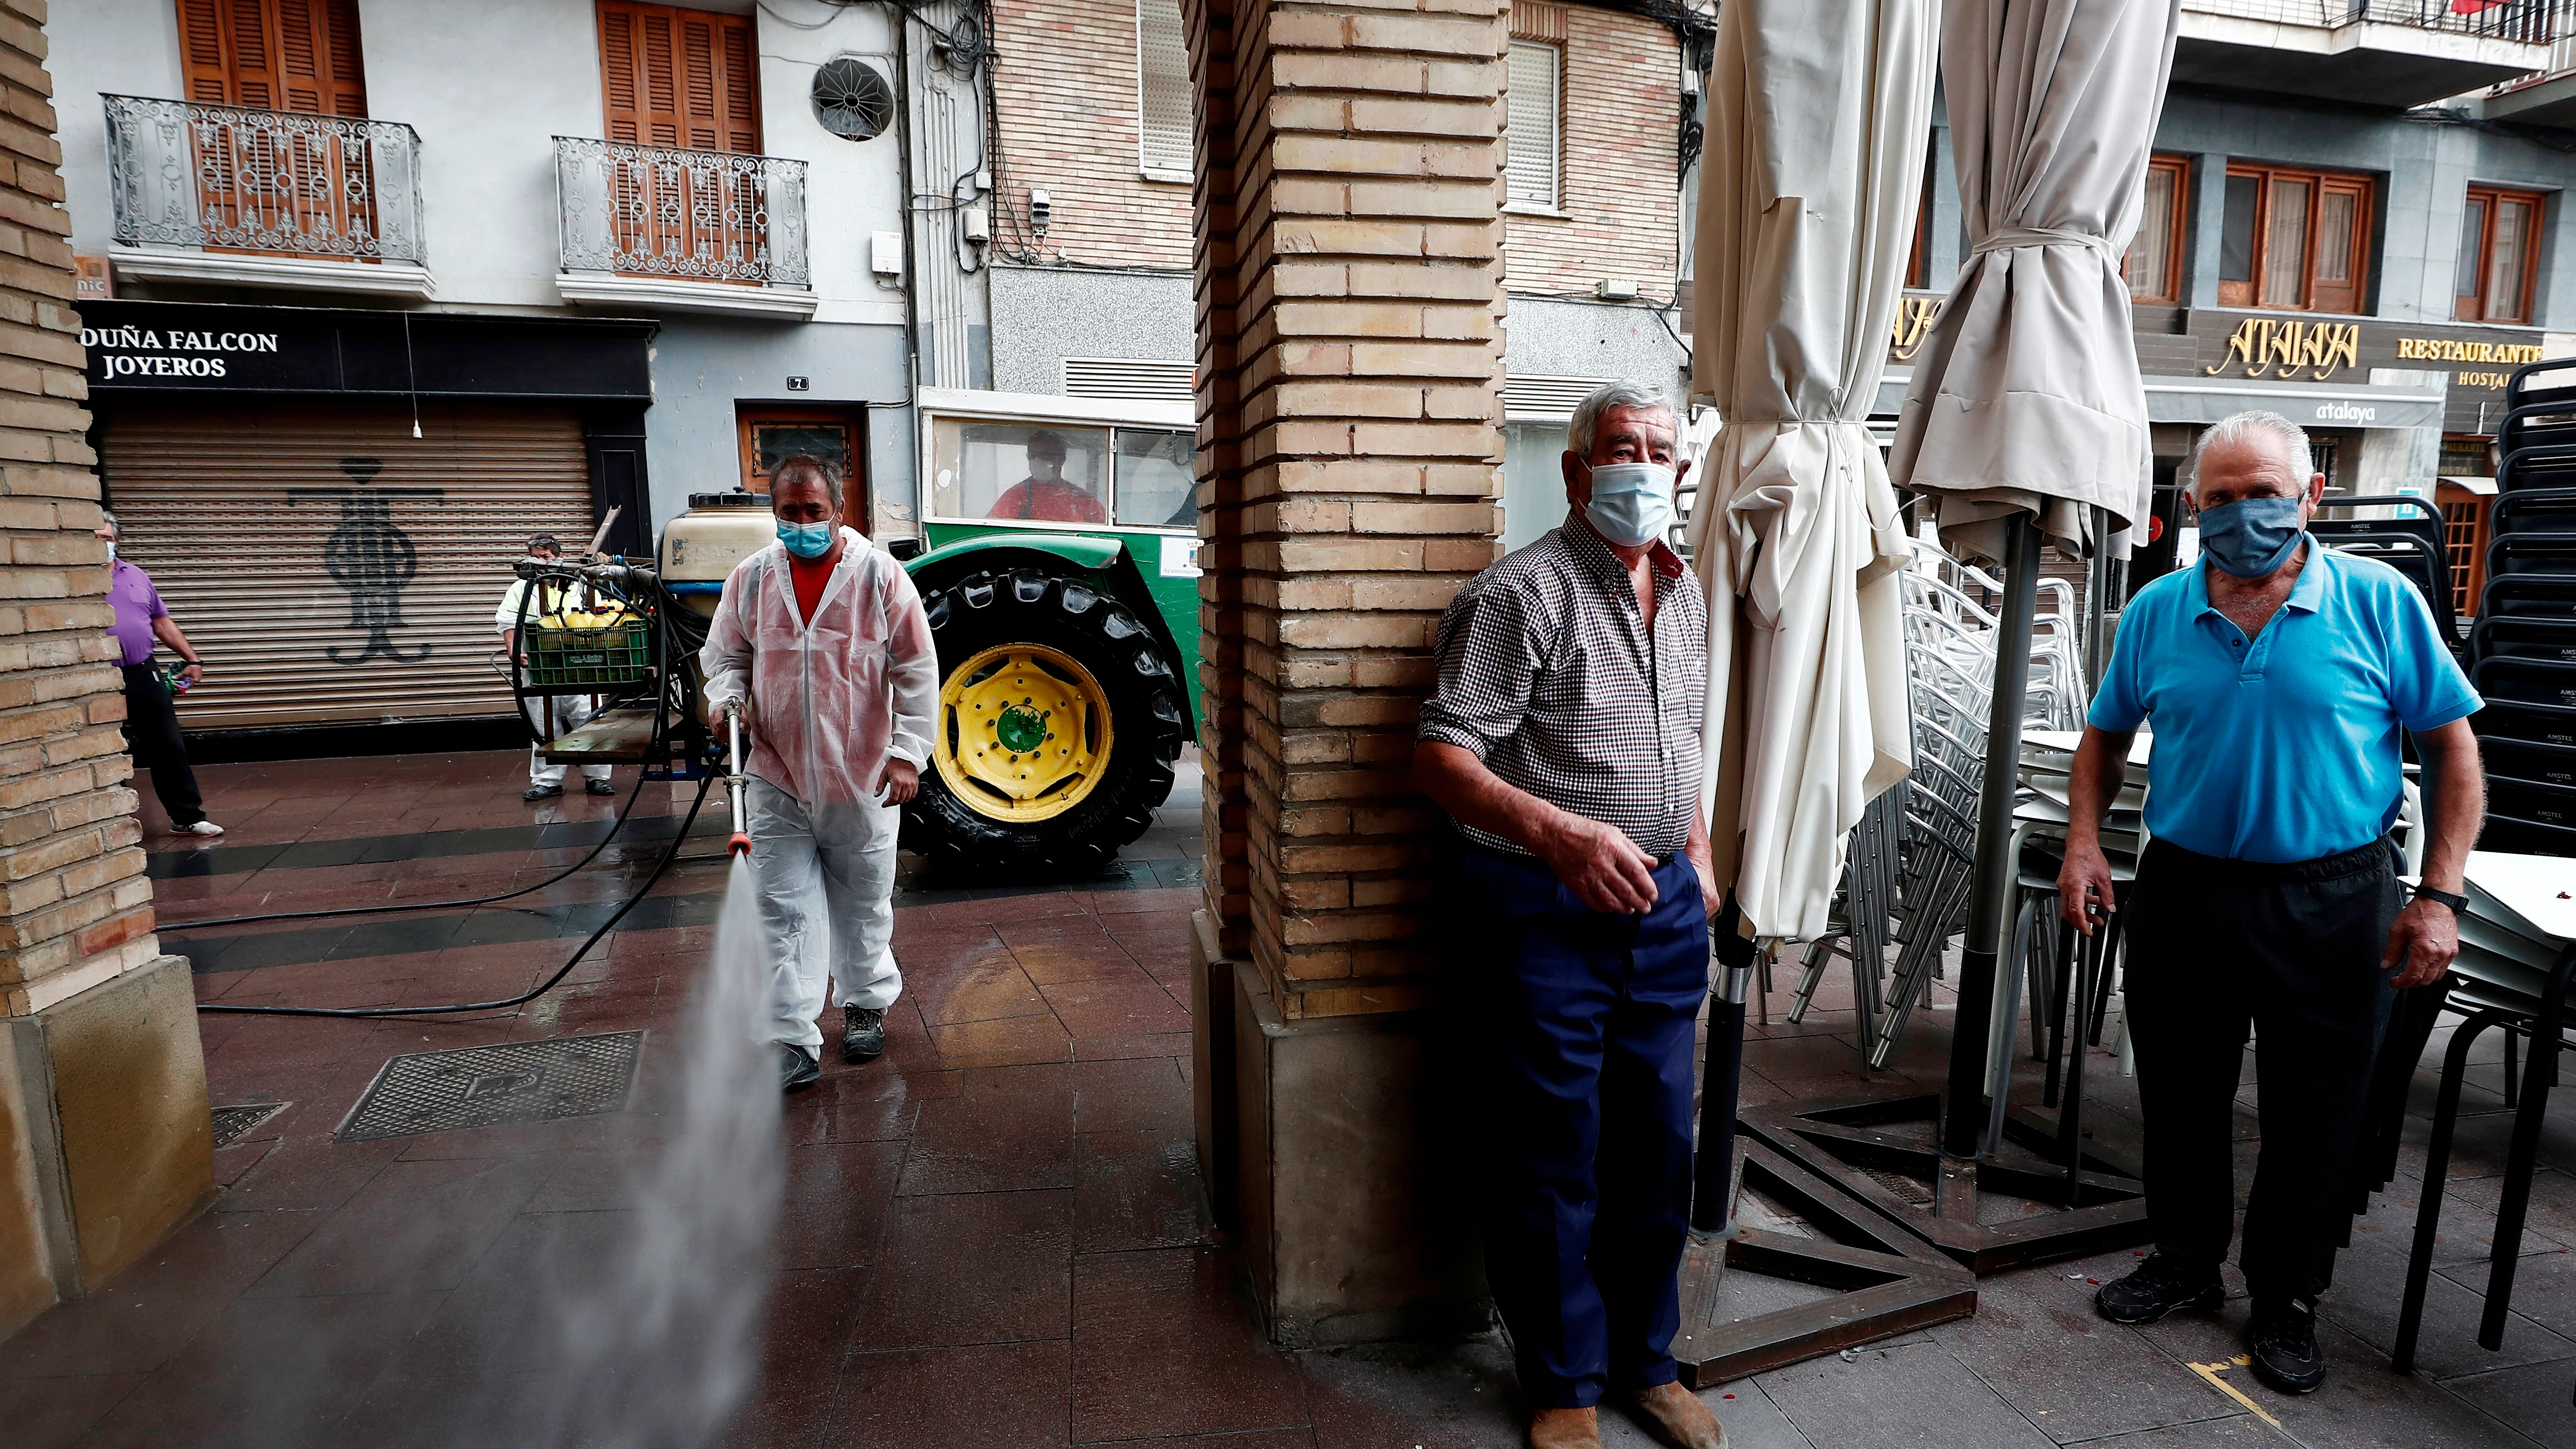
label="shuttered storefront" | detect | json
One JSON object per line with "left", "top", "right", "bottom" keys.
{"left": 101, "top": 402, "right": 594, "bottom": 731}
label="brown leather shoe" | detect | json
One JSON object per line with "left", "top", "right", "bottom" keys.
{"left": 1529, "top": 1405, "right": 1602, "bottom": 1449}
{"left": 1626, "top": 1381, "right": 1728, "bottom": 1449}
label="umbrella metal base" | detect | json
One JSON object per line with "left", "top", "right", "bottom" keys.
{"left": 1742, "top": 1089, "right": 2151, "bottom": 1276}
{"left": 1673, "top": 1138, "right": 1975, "bottom": 1387}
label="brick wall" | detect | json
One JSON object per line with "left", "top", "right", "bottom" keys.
{"left": 992, "top": 0, "right": 1196, "bottom": 270}
{"left": 1501, "top": 2, "right": 1680, "bottom": 295}
{"left": 1003, "top": 1, "right": 1677, "bottom": 301}
{"left": 1191, "top": 0, "right": 1506, "bottom": 1020}
{"left": 0, "top": 0, "right": 154, "bottom": 1020}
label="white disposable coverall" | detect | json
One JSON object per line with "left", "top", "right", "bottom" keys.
{"left": 495, "top": 578, "right": 613, "bottom": 789}
{"left": 701, "top": 529, "right": 938, "bottom": 1050}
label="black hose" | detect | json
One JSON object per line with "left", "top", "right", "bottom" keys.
{"left": 197, "top": 771, "right": 716, "bottom": 1020}
{"left": 162, "top": 759, "right": 664, "bottom": 933}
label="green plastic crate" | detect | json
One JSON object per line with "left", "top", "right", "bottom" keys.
{"left": 524, "top": 618, "right": 651, "bottom": 688}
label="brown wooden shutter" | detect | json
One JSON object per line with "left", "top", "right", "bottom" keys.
{"left": 176, "top": 0, "right": 365, "bottom": 116}
{"left": 595, "top": 1, "right": 761, "bottom": 154}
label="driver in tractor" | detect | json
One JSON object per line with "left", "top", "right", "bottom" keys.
{"left": 986, "top": 428, "right": 1108, "bottom": 524}
{"left": 701, "top": 455, "right": 940, "bottom": 1091}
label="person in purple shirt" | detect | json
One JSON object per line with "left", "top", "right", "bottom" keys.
{"left": 96, "top": 512, "right": 220, "bottom": 837}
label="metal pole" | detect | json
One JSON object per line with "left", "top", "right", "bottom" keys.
{"left": 1691, "top": 898, "right": 1759, "bottom": 1234}
{"left": 1940, "top": 513, "right": 2042, "bottom": 1161}
{"left": 2083, "top": 507, "right": 2113, "bottom": 696}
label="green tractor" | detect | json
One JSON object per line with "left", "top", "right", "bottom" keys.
{"left": 890, "top": 527, "right": 1196, "bottom": 875}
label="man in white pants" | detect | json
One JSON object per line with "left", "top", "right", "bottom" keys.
{"left": 497, "top": 534, "right": 615, "bottom": 801}
{"left": 701, "top": 457, "right": 938, "bottom": 1089}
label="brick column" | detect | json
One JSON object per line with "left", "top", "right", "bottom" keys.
{"left": 1185, "top": 0, "right": 1505, "bottom": 1346}
{"left": 0, "top": 1, "right": 211, "bottom": 1339}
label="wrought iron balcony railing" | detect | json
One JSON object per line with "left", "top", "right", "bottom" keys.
{"left": 2183, "top": 0, "right": 2570, "bottom": 44}
{"left": 104, "top": 94, "right": 424, "bottom": 264}
{"left": 553, "top": 138, "right": 809, "bottom": 290}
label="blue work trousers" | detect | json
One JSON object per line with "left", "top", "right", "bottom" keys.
{"left": 1449, "top": 845, "right": 1708, "bottom": 1409}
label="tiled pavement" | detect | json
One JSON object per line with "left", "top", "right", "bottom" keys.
{"left": 4, "top": 747, "right": 2573, "bottom": 1446}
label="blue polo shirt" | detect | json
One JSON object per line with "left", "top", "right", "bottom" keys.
{"left": 2088, "top": 539, "right": 2480, "bottom": 863}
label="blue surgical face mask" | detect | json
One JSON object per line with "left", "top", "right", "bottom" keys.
{"left": 2197, "top": 495, "right": 2305, "bottom": 579}
{"left": 1582, "top": 461, "right": 1675, "bottom": 548}
{"left": 776, "top": 519, "right": 835, "bottom": 559}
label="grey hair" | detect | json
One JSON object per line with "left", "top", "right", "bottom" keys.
{"left": 771, "top": 453, "right": 845, "bottom": 508}
{"left": 2187, "top": 410, "right": 2316, "bottom": 495}
{"left": 1568, "top": 380, "right": 1675, "bottom": 459}
{"left": 98, "top": 508, "right": 118, "bottom": 537}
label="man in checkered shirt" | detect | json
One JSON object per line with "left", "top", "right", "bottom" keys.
{"left": 1413, "top": 381, "right": 1724, "bottom": 1449}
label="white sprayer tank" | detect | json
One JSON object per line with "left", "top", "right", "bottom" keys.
{"left": 658, "top": 492, "right": 773, "bottom": 619}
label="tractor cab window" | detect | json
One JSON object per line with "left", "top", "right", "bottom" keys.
{"left": 932, "top": 421, "right": 1110, "bottom": 524}
{"left": 1113, "top": 428, "right": 1196, "bottom": 528}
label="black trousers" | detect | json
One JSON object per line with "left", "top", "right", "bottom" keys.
{"left": 2124, "top": 834, "right": 2399, "bottom": 1306}
{"left": 121, "top": 664, "right": 204, "bottom": 827}
{"left": 1446, "top": 846, "right": 1707, "bottom": 1408}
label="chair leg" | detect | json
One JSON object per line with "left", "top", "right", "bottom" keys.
{"left": 2482, "top": 955, "right": 2575, "bottom": 1350}
{"left": 2505, "top": 1028, "right": 2520, "bottom": 1110}
{"left": 2042, "top": 913, "right": 2076, "bottom": 1109}
{"left": 2397, "top": 1000, "right": 2492, "bottom": 1374}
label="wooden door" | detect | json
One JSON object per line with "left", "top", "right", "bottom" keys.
{"left": 594, "top": 2, "right": 763, "bottom": 278}
{"left": 175, "top": 0, "right": 373, "bottom": 255}
{"left": 738, "top": 406, "right": 866, "bottom": 532}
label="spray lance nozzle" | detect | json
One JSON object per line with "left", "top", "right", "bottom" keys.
{"left": 722, "top": 700, "right": 752, "bottom": 858}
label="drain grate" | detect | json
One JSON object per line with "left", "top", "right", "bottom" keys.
{"left": 1859, "top": 1164, "right": 1936, "bottom": 1207}
{"left": 210, "top": 1102, "right": 291, "bottom": 1148}
{"left": 336, "top": 1032, "right": 645, "bottom": 1143}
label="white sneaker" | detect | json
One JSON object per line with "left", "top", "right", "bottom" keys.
{"left": 177, "top": 820, "right": 224, "bottom": 837}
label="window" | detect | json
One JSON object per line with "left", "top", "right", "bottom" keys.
{"left": 1904, "top": 155, "right": 1933, "bottom": 290}
{"left": 2219, "top": 164, "right": 2372, "bottom": 315}
{"left": 1505, "top": 41, "right": 1561, "bottom": 211}
{"left": 1138, "top": 0, "right": 1192, "bottom": 182}
{"left": 178, "top": 0, "right": 368, "bottom": 115}
{"left": 596, "top": 1, "right": 760, "bottom": 154}
{"left": 927, "top": 419, "right": 1198, "bottom": 529}
{"left": 2458, "top": 185, "right": 2546, "bottom": 325}
{"left": 2124, "top": 156, "right": 2189, "bottom": 305}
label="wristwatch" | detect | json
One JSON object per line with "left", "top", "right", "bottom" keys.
{"left": 2411, "top": 884, "right": 2469, "bottom": 917}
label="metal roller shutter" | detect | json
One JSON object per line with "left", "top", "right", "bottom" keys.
{"left": 101, "top": 402, "right": 595, "bottom": 731}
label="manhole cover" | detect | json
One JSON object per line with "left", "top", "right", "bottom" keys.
{"left": 210, "top": 1102, "right": 290, "bottom": 1148}
{"left": 336, "top": 1032, "right": 645, "bottom": 1143}
{"left": 1859, "top": 1165, "right": 1935, "bottom": 1207}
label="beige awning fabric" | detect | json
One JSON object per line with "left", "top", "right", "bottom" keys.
{"left": 1887, "top": 0, "right": 2181, "bottom": 564}
{"left": 1687, "top": 0, "right": 1930, "bottom": 943}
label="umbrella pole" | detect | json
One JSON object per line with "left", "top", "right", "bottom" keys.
{"left": 1939, "top": 513, "right": 2043, "bottom": 1163}
{"left": 2083, "top": 507, "right": 2113, "bottom": 696}
{"left": 1692, "top": 896, "right": 1760, "bottom": 1234}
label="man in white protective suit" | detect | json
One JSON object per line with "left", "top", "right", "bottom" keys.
{"left": 701, "top": 455, "right": 939, "bottom": 1090}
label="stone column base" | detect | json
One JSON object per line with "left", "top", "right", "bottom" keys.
{"left": 1190, "top": 912, "right": 1489, "bottom": 1348}
{"left": 0, "top": 955, "right": 215, "bottom": 1338}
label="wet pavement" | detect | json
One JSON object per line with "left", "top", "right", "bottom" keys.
{"left": 4, "top": 746, "right": 2573, "bottom": 1446}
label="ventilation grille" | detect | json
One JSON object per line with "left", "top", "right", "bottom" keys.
{"left": 1502, "top": 373, "right": 1616, "bottom": 419}
{"left": 1064, "top": 357, "right": 1196, "bottom": 402}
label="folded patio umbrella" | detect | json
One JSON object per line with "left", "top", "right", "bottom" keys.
{"left": 1888, "top": 0, "right": 2179, "bottom": 563}
{"left": 1688, "top": 0, "right": 1931, "bottom": 945}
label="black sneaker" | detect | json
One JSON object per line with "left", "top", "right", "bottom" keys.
{"left": 842, "top": 1004, "right": 887, "bottom": 1064}
{"left": 585, "top": 778, "right": 618, "bottom": 796}
{"left": 2094, "top": 1251, "right": 2224, "bottom": 1324}
{"left": 523, "top": 784, "right": 564, "bottom": 801}
{"left": 2245, "top": 1299, "right": 2326, "bottom": 1394}
{"left": 778, "top": 1043, "right": 820, "bottom": 1091}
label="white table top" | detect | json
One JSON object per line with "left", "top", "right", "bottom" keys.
{"left": 2464, "top": 851, "right": 2576, "bottom": 948}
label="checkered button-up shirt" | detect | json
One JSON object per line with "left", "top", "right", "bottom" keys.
{"left": 1418, "top": 523, "right": 1708, "bottom": 858}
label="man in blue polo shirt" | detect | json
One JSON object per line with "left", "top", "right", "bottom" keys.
{"left": 2057, "top": 410, "right": 2483, "bottom": 1396}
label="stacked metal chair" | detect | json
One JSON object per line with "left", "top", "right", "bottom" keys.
{"left": 1788, "top": 535, "right": 2093, "bottom": 1069}
{"left": 2470, "top": 359, "right": 2576, "bottom": 856}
